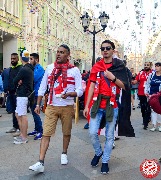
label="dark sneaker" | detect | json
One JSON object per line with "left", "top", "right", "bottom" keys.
{"left": 143, "top": 126, "right": 148, "bottom": 130}
{"left": 6, "top": 127, "right": 17, "bottom": 133}
{"left": 91, "top": 152, "right": 103, "bottom": 167}
{"left": 84, "top": 123, "right": 89, "bottom": 129}
{"left": 114, "top": 137, "right": 120, "bottom": 141}
{"left": 101, "top": 163, "right": 109, "bottom": 174}
{"left": 34, "top": 133, "right": 42, "bottom": 140}
{"left": 28, "top": 130, "right": 37, "bottom": 136}
{"left": 159, "top": 157, "right": 161, "bottom": 163}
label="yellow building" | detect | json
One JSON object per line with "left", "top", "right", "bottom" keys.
{"left": 0, "top": 0, "right": 123, "bottom": 71}
{"left": 0, "top": 0, "right": 23, "bottom": 69}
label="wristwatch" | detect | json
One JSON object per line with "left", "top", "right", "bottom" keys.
{"left": 112, "top": 77, "right": 117, "bottom": 83}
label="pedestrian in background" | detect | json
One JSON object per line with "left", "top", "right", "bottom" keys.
{"left": 13, "top": 50, "right": 34, "bottom": 144}
{"left": 130, "top": 68, "right": 138, "bottom": 110}
{"left": 145, "top": 62, "right": 161, "bottom": 131}
{"left": 6, "top": 53, "right": 22, "bottom": 135}
{"left": 1, "top": 68, "right": 10, "bottom": 110}
{"left": 132, "top": 62, "right": 153, "bottom": 130}
{"left": 28, "top": 53, "right": 44, "bottom": 140}
{"left": 29, "top": 44, "right": 83, "bottom": 173}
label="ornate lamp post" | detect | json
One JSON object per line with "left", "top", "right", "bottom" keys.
{"left": 80, "top": 11, "right": 109, "bottom": 66}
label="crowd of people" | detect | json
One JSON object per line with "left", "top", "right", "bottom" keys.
{"left": 1, "top": 40, "right": 161, "bottom": 175}
{"left": 2, "top": 51, "right": 44, "bottom": 142}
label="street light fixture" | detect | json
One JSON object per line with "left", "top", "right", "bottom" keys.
{"left": 80, "top": 11, "right": 109, "bottom": 66}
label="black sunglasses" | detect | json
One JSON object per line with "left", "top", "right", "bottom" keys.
{"left": 100, "top": 46, "right": 113, "bottom": 51}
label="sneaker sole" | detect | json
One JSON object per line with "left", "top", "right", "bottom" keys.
{"left": 29, "top": 168, "right": 44, "bottom": 173}
{"left": 34, "top": 137, "right": 42, "bottom": 140}
{"left": 101, "top": 172, "right": 109, "bottom": 175}
{"left": 13, "top": 141, "right": 28, "bottom": 144}
{"left": 61, "top": 162, "right": 68, "bottom": 165}
{"left": 6, "top": 131, "right": 16, "bottom": 133}
{"left": 91, "top": 164, "right": 98, "bottom": 167}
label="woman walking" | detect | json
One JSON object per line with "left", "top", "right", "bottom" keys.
{"left": 145, "top": 62, "right": 161, "bottom": 131}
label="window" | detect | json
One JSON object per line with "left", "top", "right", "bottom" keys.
{"left": 37, "top": 12, "right": 42, "bottom": 28}
{"left": 6, "top": 0, "right": 13, "bottom": 14}
{"left": 13, "top": 0, "right": 19, "bottom": 17}
{"left": 0, "top": 0, "right": 5, "bottom": 10}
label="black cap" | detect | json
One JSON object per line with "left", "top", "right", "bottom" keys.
{"left": 155, "top": 62, "right": 161, "bottom": 66}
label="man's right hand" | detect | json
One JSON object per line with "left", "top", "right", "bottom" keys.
{"left": 83, "top": 106, "right": 89, "bottom": 118}
{"left": 131, "top": 80, "right": 137, "bottom": 85}
{"left": 34, "top": 106, "right": 40, "bottom": 115}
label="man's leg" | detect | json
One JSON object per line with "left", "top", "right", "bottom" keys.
{"left": 139, "top": 95, "right": 145, "bottom": 126}
{"left": 102, "top": 108, "right": 118, "bottom": 163}
{"left": 31, "top": 103, "right": 43, "bottom": 133}
{"left": 141, "top": 96, "right": 150, "bottom": 129}
{"left": 12, "top": 95, "right": 19, "bottom": 129}
{"left": 100, "top": 108, "right": 118, "bottom": 174}
{"left": 15, "top": 113, "right": 22, "bottom": 133}
{"left": 63, "top": 135, "right": 71, "bottom": 153}
{"left": 21, "top": 115, "right": 28, "bottom": 139}
{"left": 29, "top": 105, "right": 58, "bottom": 172}
{"left": 13, "top": 112, "right": 19, "bottom": 129}
{"left": 89, "top": 109, "right": 103, "bottom": 156}
{"left": 39, "top": 136, "right": 51, "bottom": 161}
{"left": 60, "top": 106, "right": 74, "bottom": 165}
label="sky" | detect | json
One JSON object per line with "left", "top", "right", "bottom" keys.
{"left": 78, "top": 0, "right": 161, "bottom": 56}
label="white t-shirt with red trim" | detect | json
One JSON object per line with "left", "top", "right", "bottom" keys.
{"left": 38, "top": 63, "right": 83, "bottom": 106}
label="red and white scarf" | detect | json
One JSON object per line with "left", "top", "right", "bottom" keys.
{"left": 48, "top": 61, "right": 74, "bottom": 104}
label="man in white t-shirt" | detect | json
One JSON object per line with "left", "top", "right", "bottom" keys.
{"left": 29, "top": 44, "right": 83, "bottom": 173}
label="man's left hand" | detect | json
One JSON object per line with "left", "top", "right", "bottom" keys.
{"left": 61, "top": 93, "right": 70, "bottom": 99}
{"left": 104, "top": 70, "right": 115, "bottom": 81}
{"left": 18, "top": 80, "right": 22, "bottom": 85}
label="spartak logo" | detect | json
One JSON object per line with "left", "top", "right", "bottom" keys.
{"left": 140, "top": 159, "right": 160, "bottom": 178}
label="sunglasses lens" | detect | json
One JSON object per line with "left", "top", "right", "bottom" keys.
{"left": 106, "top": 47, "right": 111, "bottom": 50}
{"left": 101, "top": 47, "right": 105, "bottom": 51}
{"left": 100, "top": 46, "right": 112, "bottom": 51}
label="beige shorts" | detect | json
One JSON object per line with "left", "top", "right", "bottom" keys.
{"left": 43, "top": 105, "right": 75, "bottom": 136}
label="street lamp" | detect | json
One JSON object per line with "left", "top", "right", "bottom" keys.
{"left": 80, "top": 11, "right": 109, "bottom": 66}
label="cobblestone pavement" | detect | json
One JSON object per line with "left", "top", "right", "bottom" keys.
{"left": 0, "top": 104, "right": 161, "bottom": 180}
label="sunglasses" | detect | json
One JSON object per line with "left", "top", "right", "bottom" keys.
{"left": 100, "top": 46, "right": 113, "bottom": 51}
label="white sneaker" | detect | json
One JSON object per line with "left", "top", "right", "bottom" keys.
{"left": 29, "top": 162, "right": 44, "bottom": 173}
{"left": 13, "top": 138, "right": 28, "bottom": 144}
{"left": 150, "top": 127, "right": 156, "bottom": 132}
{"left": 61, "top": 154, "right": 68, "bottom": 165}
{"left": 158, "top": 126, "right": 161, "bottom": 132}
{"left": 14, "top": 136, "right": 22, "bottom": 140}
{"left": 112, "top": 142, "right": 115, "bottom": 149}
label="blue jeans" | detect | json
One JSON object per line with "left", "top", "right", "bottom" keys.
{"left": 31, "top": 97, "right": 43, "bottom": 133}
{"left": 89, "top": 108, "right": 118, "bottom": 163}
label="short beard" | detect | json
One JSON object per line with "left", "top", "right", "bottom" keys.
{"left": 144, "top": 68, "right": 150, "bottom": 71}
{"left": 11, "top": 62, "right": 18, "bottom": 66}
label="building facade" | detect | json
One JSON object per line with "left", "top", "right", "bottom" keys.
{"left": 0, "top": 0, "right": 122, "bottom": 71}
{"left": 0, "top": 0, "right": 23, "bottom": 69}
